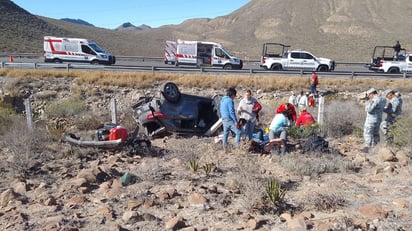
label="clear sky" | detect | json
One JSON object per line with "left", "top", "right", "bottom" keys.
{"left": 11, "top": 0, "right": 251, "bottom": 29}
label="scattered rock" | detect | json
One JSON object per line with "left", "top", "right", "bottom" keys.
{"left": 122, "top": 211, "right": 144, "bottom": 224}
{"left": 378, "top": 147, "right": 395, "bottom": 162}
{"left": 188, "top": 192, "right": 207, "bottom": 208}
{"left": 165, "top": 216, "right": 186, "bottom": 230}
{"left": 0, "top": 189, "right": 17, "bottom": 207}
{"left": 357, "top": 204, "right": 388, "bottom": 219}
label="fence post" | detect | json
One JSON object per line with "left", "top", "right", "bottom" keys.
{"left": 25, "top": 98, "right": 33, "bottom": 131}
{"left": 111, "top": 98, "right": 118, "bottom": 125}
{"left": 317, "top": 95, "right": 324, "bottom": 125}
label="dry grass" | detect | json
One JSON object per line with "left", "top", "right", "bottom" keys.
{"left": 2, "top": 69, "right": 412, "bottom": 93}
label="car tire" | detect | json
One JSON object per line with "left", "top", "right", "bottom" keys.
{"left": 223, "top": 64, "right": 233, "bottom": 70}
{"left": 317, "top": 65, "right": 329, "bottom": 72}
{"left": 161, "top": 82, "right": 180, "bottom": 103}
{"left": 53, "top": 58, "right": 62, "bottom": 63}
{"left": 270, "top": 64, "right": 282, "bottom": 71}
{"left": 388, "top": 67, "right": 399, "bottom": 73}
{"left": 91, "top": 60, "right": 100, "bottom": 65}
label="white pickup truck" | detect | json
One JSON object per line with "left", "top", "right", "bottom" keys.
{"left": 260, "top": 43, "right": 335, "bottom": 72}
{"left": 377, "top": 54, "right": 412, "bottom": 73}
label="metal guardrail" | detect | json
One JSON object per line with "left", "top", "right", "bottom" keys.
{"left": 0, "top": 52, "right": 370, "bottom": 66}
{"left": 1, "top": 60, "right": 410, "bottom": 79}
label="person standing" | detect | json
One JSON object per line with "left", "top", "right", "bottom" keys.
{"left": 310, "top": 71, "right": 319, "bottom": 94}
{"left": 362, "top": 88, "right": 386, "bottom": 153}
{"left": 380, "top": 89, "right": 402, "bottom": 140}
{"left": 220, "top": 87, "right": 241, "bottom": 152}
{"left": 237, "top": 89, "right": 259, "bottom": 141}
{"left": 288, "top": 91, "right": 297, "bottom": 108}
{"left": 394, "top": 41, "right": 401, "bottom": 61}
{"left": 298, "top": 91, "right": 309, "bottom": 113}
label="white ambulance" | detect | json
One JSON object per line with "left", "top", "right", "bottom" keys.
{"left": 43, "top": 36, "right": 116, "bottom": 65}
{"left": 173, "top": 39, "right": 243, "bottom": 69}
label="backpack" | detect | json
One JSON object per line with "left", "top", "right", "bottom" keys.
{"left": 302, "top": 135, "right": 329, "bottom": 153}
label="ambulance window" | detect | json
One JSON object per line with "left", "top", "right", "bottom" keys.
{"left": 215, "top": 48, "right": 227, "bottom": 58}
{"left": 81, "top": 45, "right": 96, "bottom": 55}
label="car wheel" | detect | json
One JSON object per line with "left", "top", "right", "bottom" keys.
{"left": 270, "top": 64, "right": 282, "bottom": 71}
{"left": 91, "top": 60, "right": 100, "bottom": 65}
{"left": 161, "top": 82, "right": 180, "bottom": 103}
{"left": 223, "top": 64, "right": 233, "bottom": 70}
{"left": 317, "top": 65, "right": 329, "bottom": 72}
{"left": 53, "top": 58, "right": 62, "bottom": 63}
{"left": 388, "top": 67, "right": 399, "bottom": 73}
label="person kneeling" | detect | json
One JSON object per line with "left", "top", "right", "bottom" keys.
{"left": 267, "top": 110, "right": 289, "bottom": 154}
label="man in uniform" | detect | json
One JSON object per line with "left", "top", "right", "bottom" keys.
{"left": 362, "top": 88, "right": 386, "bottom": 153}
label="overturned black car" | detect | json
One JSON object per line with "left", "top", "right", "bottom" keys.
{"left": 132, "top": 82, "right": 223, "bottom": 138}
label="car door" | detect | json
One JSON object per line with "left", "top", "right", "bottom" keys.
{"left": 286, "top": 52, "right": 303, "bottom": 70}
{"left": 301, "top": 52, "right": 316, "bottom": 70}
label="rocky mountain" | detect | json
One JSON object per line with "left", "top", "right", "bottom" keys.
{"left": 115, "top": 22, "right": 151, "bottom": 32}
{"left": 2, "top": 0, "right": 412, "bottom": 61}
{"left": 60, "top": 18, "right": 95, "bottom": 27}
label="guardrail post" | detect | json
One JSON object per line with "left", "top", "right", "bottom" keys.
{"left": 0, "top": 61, "right": 3, "bottom": 69}
{"left": 66, "top": 64, "right": 70, "bottom": 72}
{"left": 200, "top": 67, "right": 204, "bottom": 73}
{"left": 111, "top": 98, "right": 118, "bottom": 125}
{"left": 403, "top": 72, "right": 407, "bottom": 79}
{"left": 351, "top": 71, "right": 354, "bottom": 80}
{"left": 249, "top": 69, "right": 253, "bottom": 75}
{"left": 34, "top": 63, "right": 37, "bottom": 69}
{"left": 300, "top": 70, "right": 304, "bottom": 76}
{"left": 152, "top": 66, "right": 155, "bottom": 74}
{"left": 25, "top": 98, "right": 33, "bottom": 131}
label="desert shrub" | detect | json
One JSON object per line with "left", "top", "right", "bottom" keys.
{"left": 0, "top": 118, "right": 50, "bottom": 179}
{"left": 75, "top": 114, "right": 107, "bottom": 131}
{"left": 45, "top": 98, "right": 85, "bottom": 118}
{"left": 287, "top": 124, "right": 321, "bottom": 139}
{"left": 0, "top": 106, "right": 15, "bottom": 135}
{"left": 305, "top": 191, "right": 346, "bottom": 211}
{"left": 236, "top": 156, "right": 265, "bottom": 211}
{"left": 264, "top": 178, "right": 286, "bottom": 205}
{"left": 387, "top": 107, "right": 412, "bottom": 150}
{"left": 322, "top": 99, "right": 364, "bottom": 138}
{"left": 279, "top": 153, "right": 356, "bottom": 176}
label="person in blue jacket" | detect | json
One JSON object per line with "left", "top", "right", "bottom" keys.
{"left": 220, "top": 87, "right": 241, "bottom": 153}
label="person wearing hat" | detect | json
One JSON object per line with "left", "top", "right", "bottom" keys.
{"left": 295, "top": 108, "right": 316, "bottom": 127}
{"left": 220, "top": 87, "right": 241, "bottom": 153}
{"left": 362, "top": 88, "right": 386, "bottom": 153}
{"left": 288, "top": 91, "right": 297, "bottom": 108}
{"left": 380, "top": 89, "right": 402, "bottom": 141}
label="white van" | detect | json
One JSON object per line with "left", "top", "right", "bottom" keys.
{"left": 43, "top": 36, "right": 116, "bottom": 65}
{"left": 174, "top": 39, "right": 243, "bottom": 69}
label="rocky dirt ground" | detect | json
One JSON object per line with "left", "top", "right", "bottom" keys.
{"left": 0, "top": 76, "right": 411, "bottom": 231}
